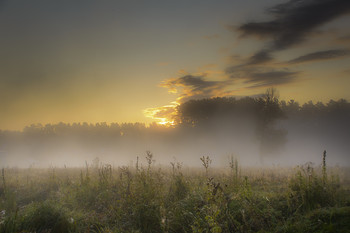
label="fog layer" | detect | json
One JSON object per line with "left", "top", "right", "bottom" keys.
{"left": 1, "top": 95, "right": 349, "bottom": 167}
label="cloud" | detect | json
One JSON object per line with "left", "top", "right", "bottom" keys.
{"left": 246, "top": 50, "right": 273, "bottom": 65}
{"left": 244, "top": 71, "right": 299, "bottom": 88}
{"left": 225, "top": 50, "right": 275, "bottom": 76}
{"left": 236, "top": 0, "right": 350, "bottom": 51}
{"left": 160, "top": 75, "right": 232, "bottom": 103}
{"left": 288, "top": 49, "right": 350, "bottom": 64}
{"left": 227, "top": 66, "right": 298, "bottom": 88}
{"left": 225, "top": 0, "right": 350, "bottom": 90}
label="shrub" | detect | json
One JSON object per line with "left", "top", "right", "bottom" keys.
{"left": 20, "top": 201, "right": 74, "bottom": 233}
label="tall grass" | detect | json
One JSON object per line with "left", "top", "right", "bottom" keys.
{"left": 0, "top": 152, "right": 349, "bottom": 233}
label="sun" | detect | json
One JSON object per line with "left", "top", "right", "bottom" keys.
{"left": 157, "top": 118, "right": 175, "bottom": 126}
{"left": 143, "top": 104, "right": 178, "bottom": 126}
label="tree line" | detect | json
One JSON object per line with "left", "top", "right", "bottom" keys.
{"left": 0, "top": 89, "right": 349, "bottom": 163}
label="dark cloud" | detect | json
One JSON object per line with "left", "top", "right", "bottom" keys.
{"left": 246, "top": 50, "right": 273, "bottom": 65}
{"left": 161, "top": 75, "right": 232, "bottom": 103}
{"left": 225, "top": 50, "right": 274, "bottom": 75}
{"left": 174, "top": 75, "right": 220, "bottom": 90}
{"left": 288, "top": 49, "right": 350, "bottom": 64}
{"left": 246, "top": 71, "right": 298, "bottom": 88}
{"left": 225, "top": 0, "right": 350, "bottom": 90}
{"left": 236, "top": 0, "right": 350, "bottom": 51}
{"left": 226, "top": 63, "right": 298, "bottom": 88}
{"left": 228, "top": 69, "right": 298, "bottom": 89}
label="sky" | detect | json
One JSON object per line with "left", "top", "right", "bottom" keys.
{"left": 1, "top": 0, "right": 350, "bottom": 130}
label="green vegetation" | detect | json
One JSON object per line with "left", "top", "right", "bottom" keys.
{"left": 0, "top": 154, "right": 349, "bottom": 233}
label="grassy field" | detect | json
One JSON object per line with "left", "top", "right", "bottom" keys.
{"left": 0, "top": 154, "right": 349, "bottom": 233}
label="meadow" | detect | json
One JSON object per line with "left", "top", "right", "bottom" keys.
{"left": 0, "top": 152, "right": 349, "bottom": 233}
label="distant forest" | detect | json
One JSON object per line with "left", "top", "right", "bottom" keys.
{"left": 1, "top": 89, "right": 350, "bottom": 166}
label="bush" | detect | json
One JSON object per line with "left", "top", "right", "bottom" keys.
{"left": 20, "top": 201, "right": 74, "bottom": 233}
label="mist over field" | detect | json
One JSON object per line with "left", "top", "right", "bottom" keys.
{"left": 1, "top": 94, "right": 349, "bottom": 168}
